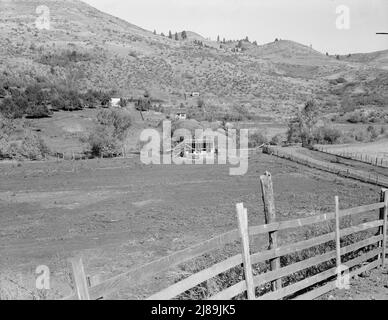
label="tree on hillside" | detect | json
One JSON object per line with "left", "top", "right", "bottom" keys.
{"left": 175, "top": 32, "right": 179, "bottom": 41}
{"left": 253, "top": 41, "right": 258, "bottom": 46}
{"left": 161, "top": 32, "right": 165, "bottom": 37}
{"left": 182, "top": 31, "right": 187, "bottom": 40}
{"left": 287, "top": 100, "right": 319, "bottom": 147}
{"left": 245, "top": 36, "right": 249, "bottom": 42}
{"left": 153, "top": 30, "right": 157, "bottom": 35}
{"left": 168, "top": 30, "right": 172, "bottom": 39}
{"left": 217, "top": 35, "right": 220, "bottom": 42}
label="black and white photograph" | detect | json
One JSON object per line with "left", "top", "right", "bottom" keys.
{"left": 0, "top": 0, "right": 388, "bottom": 306}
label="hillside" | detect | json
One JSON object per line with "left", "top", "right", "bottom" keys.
{"left": 0, "top": 0, "right": 387, "bottom": 120}
{"left": 340, "top": 50, "right": 388, "bottom": 70}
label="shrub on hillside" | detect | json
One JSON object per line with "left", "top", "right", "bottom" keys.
{"left": 83, "top": 109, "right": 132, "bottom": 157}
{"left": 0, "top": 133, "right": 50, "bottom": 160}
{"left": 248, "top": 131, "right": 268, "bottom": 148}
{"left": 18, "top": 134, "right": 50, "bottom": 160}
{"left": 286, "top": 100, "right": 320, "bottom": 147}
{"left": 96, "top": 109, "right": 132, "bottom": 139}
{"left": 346, "top": 110, "right": 368, "bottom": 124}
{"left": 38, "top": 50, "right": 92, "bottom": 68}
{"left": 270, "top": 134, "right": 285, "bottom": 146}
{"left": 86, "top": 125, "right": 120, "bottom": 157}
{"left": 313, "top": 126, "right": 342, "bottom": 144}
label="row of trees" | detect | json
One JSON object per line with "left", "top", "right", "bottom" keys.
{"left": 154, "top": 30, "right": 188, "bottom": 41}
{"left": 0, "top": 84, "right": 114, "bottom": 119}
{"left": 287, "top": 100, "right": 342, "bottom": 146}
{"left": 82, "top": 109, "right": 132, "bottom": 157}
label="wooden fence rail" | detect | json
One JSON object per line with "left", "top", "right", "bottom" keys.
{"left": 315, "top": 145, "right": 388, "bottom": 169}
{"left": 64, "top": 186, "right": 388, "bottom": 300}
{"left": 263, "top": 146, "right": 388, "bottom": 188}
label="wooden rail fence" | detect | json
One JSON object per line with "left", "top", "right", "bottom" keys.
{"left": 315, "top": 145, "right": 388, "bottom": 169}
{"left": 264, "top": 146, "right": 388, "bottom": 188}
{"left": 64, "top": 181, "right": 388, "bottom": 300}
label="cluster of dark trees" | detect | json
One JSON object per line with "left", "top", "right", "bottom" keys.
{"left": 0, "top": 83, "right": 114, "bottom": 119}
{"left": 38, "top": 50, "right": 92, "bottom": 68}
{"left": 216, "top": 36, "right": 258, "bottom": 46}
{"left": 155, "top": 30, "right": 188, "bottom": 41}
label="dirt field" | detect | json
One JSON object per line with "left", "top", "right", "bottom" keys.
{"left": 321, "top": 267, "right": 388, "bottom": 300}
{"left": 296, "top": 147, "right": 388, "bottom": 179}
{"left": 0, "top": 152, "right": 383, "bottom": 299}
{"left": 317, "top": 139, "right": 388, "bottom": 161}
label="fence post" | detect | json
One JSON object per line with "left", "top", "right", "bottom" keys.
{"left": 380, "top": 189, "right": 388, "bottom": 266}
{"left": 260, "top": 172, "right": 281, "bottom": 291}
{"left": 236, "top": 203, "right": 255, "bottom": 300}
{"left": 334, "top": 196, "right": 343, "bottom": 286}
{"left": 69, "top": 256, "right": 90, "bottom": 300}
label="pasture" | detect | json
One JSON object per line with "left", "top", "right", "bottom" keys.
{"left": 317, "top": 139, "right": 388, "bottom": 161}
{"left": 0, "top": 152, "right": 381, "bottom": 299}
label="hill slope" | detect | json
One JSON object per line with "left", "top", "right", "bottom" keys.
{"left": 0, "top": 0, "right": 387, "bottom": 119}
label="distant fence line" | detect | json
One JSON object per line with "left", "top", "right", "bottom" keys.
{"left": 314, "top": 145, "right": 388, "bottom": 169}
{"left": 63, "top": 174, "right": 388, "bottom": 300}
{"left": 263, "top": 146, "right": 388, "bottom": 189}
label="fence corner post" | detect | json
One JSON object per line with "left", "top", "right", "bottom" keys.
{"left": 334, "top": 196, "right": 342, "bottom": 278}
{"left": 259, "top": 171, "right": 281, "bottom": 291}
{"left": 380, "top": 189, "right": 388, "bottom": 267}
{"left": 236, "top": 203, "right": 255, "bottom": 300}
{"left": 69, "top": 256, "right": 90, "bottom": 300}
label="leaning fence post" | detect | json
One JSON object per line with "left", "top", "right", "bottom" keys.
{"left": 70, "top": 256, "right": 90, "bottom": 300}
{"left": 236, "top": 203, "right": 255, "bottom": 300}
{"left": 260, "top": 172, "right": 281, "bottom": 291}
{"left": 380, "top": 189, "right": 388, "bottom": 266}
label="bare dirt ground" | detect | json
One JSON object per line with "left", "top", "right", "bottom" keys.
{"left": 321, "top": 267, "right": 388, "bottom": 300}
{"left": 0, "top": 152, "right": 383, "bottom": 299}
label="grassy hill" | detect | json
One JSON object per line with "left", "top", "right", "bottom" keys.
{"left": 0, "top": 0, "right": 387, "bottom": 121}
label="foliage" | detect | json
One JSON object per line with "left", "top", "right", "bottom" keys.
{"left": 0, "top": 82, "right": 114, "bottom": 118}
{"left": 287, "top": 100, "right": 319, "bottom": 147}
{"left": 38, "top": 50, "right": 92, "bottom": 68}
{"left": 96, "top": 109, "right": 132, "bottom": 140}
{"left": 270, "top": 134, "right": 285, "bottom": 146}
{"left": 312, "top": 126, "right": 342, "bottom": 144}
{"left": 248, "top": 131, "right": 268, "bottom": 148}
{"left": 84, "top": 109, "right": 132, "bottom": 157}
{"left": 85, "top": 125, "right": 120, "bottom": 157}
{"left": 0, "top": 125, "right": 50, "bottom": 160}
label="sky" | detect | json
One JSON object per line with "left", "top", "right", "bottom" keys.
{"left": 83, "top": 0, "right": 388, "bottom": 54}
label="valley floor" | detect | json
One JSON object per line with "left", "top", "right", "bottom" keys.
{"left": 0, "top": 152, "right": 383, "bottom": 299}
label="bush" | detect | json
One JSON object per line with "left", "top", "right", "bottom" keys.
{"left": 86, "top": 125, "right": 120, "bottom": 157}
{"left": 313, "top": 126, "right": 342, "bottom": 144}
{"left": 270, "top": 134, "right": 285, "bottom": 146}
{"left": 367, "top": 125, "right": 378, "bottom": 141}
{"left": 248, "top": 131, "right": 267, "bottom": 148}
{"left": 0, "top": 132, "right": 50, "bottom": 160}
{"left": 18, "top": 134, "right": 50, "bottom": 160}
{"left": 26, "top": 105, "right": 52, "bottom": 118}
{"left": 96, "top": 109, "right": 132, "bottom": 139}
{"left": 84, "top": 109, "right": 132, "bottom": 157}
